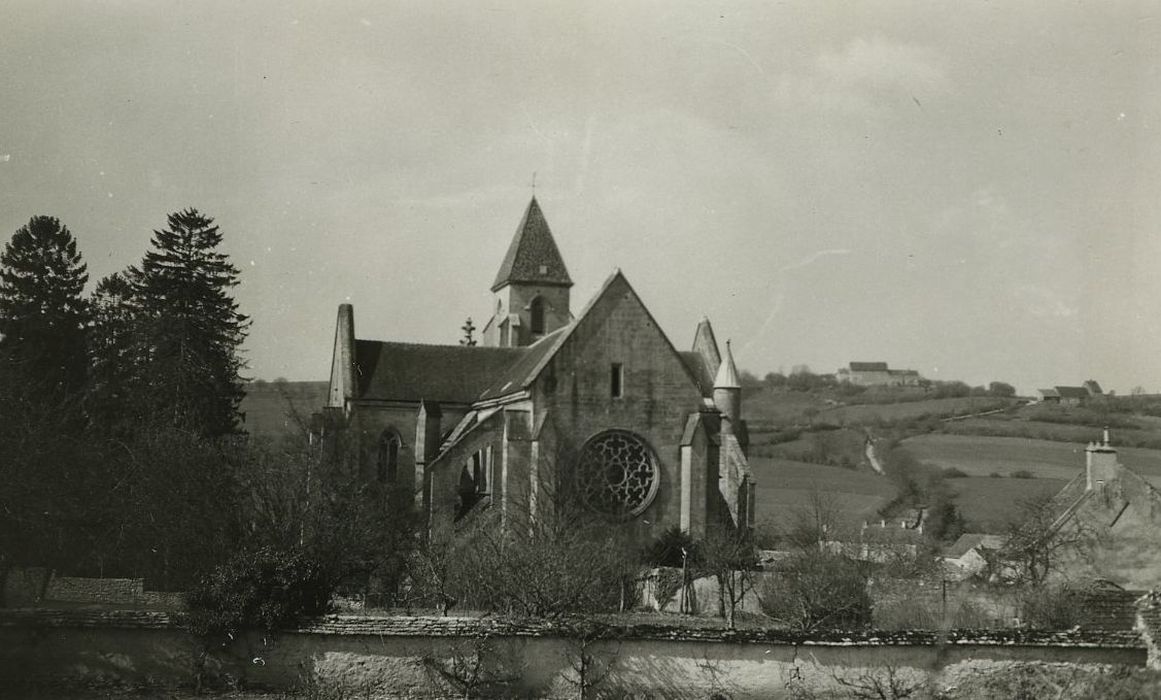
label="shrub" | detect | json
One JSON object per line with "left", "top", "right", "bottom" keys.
{"left": 1019, "top": 585, "right": 1081, "bottom": 629}
{"left": 184, "top": 545, "right": 334, "bottom": 641}
{"left": 642, "top": 525, "right": 698, "bottom": 568}
{"left": 941, "top": 467, "right": 969, "bottom": 478}
{"left": 759, "top": 551, "right": 871, "bottom": 631}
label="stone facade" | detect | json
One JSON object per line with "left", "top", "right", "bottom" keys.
{"left": 320, "top": 198, "right": 755, "bottom": 548}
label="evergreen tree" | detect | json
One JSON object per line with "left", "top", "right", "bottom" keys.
{"left": 131, "top": 209, "right": 249, "bottom": 437}
{"left": 86, "top": 272, "right": 143, "bottom": 429}
{"left": 0, "top": 215, "right": 90, "bottom": 398}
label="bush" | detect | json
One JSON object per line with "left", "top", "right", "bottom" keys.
{"left": 941, "top": 467, "right": 969, "bottom": 479}
{"left": 642, "top": 525, "right": 698, "bottom": 568}
{"left": 759, "top": 551, "right": 871, "bottom": 631}
{"left": 184, "top": 545, "right": 334, "bottom": 641}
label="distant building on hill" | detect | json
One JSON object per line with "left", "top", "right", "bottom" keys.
{"left": 1038, "top": 382, "right": 1103, "bottom": 405}
{"left": 836, "top": 362, "right": 921, "bottom": 387}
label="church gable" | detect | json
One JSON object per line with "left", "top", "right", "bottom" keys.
{"left": 528, "top": 271, "right": 705, "bottom": 410}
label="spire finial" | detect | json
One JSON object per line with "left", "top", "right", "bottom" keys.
{"left": 531, "top": 171, "right": 537, "bottom": 195}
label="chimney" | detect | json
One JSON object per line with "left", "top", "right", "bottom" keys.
{"left": 1086, "top": 428, "right": 1120, "bottom": 491}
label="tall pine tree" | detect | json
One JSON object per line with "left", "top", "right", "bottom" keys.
{"left": 0, "top": 216, "right": 90, "bottom": 399}
{"left": 132, "top": 209, "right": 249, "bottom": 437}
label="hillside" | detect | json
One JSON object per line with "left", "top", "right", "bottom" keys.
{"left": 742, "top": 387, "right": 1161, "bottom": 537}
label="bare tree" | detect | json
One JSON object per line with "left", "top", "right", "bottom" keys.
{"left": 421, "top": 634, "right": 523, "bottom": 699}
{"left": 832, "top": 665, "right": 927, "bottom": 700}
{"left": 1000, "top": 492, "right": 1098, "bottom": 586}
{"left": 561, "top": 621, "right": 621, "bottom": 700}
{"left": 696, "top": 524, "right": 758, "bottom": 630}
{"left": 785, "top": 486, "right": 843, "bottom": 551}
{"left": 758, "top": 549, "right": 871, "bottom": 632}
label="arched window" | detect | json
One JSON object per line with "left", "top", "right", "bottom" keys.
{"left": 529, "top": 296, "right": 546, "bottom": 335}
{"left": 377, "top": 430, "right": 401, "bottom": 483}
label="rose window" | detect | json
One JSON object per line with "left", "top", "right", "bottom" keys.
{"left": 576, "top": 430, "right": 659, "bottom": 518}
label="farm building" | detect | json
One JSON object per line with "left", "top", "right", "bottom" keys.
{"left": 318, "top": 197, "right": 755, "bottom": 549}
{"left": 1038, "top": 383, "right": 1103, "bottom": 405}
{"left": 835, "top": 362, "right": 921, "bottom": 387}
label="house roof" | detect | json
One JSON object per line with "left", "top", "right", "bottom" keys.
{"left": 1055, "top": 385, "right": 1090, "bottom": 399}
{"left": 944, "top": 533, "right": 1007, "bottom": 559}
{"left": 354, "top": 340, "right": 524, "bottom": 404}
{"left": 490, "top": 197, "right": 573, "bottom": 292}
{"left": 850, "top": 362, "right": 889, "bottom": 372}
{"left": 1039, "top": 388, "right": 1061, "bottom": 399}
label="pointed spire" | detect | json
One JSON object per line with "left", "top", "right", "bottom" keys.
{"left": 692, "top": 316, "right": 722, "bottom": 371}
{"left": 491, "top": 197, "right": 573, "bottom": 292}
{"left": 714, "top": 339, "right": 741, "bottom": 389}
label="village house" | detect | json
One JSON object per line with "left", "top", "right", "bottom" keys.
{"left": 1006, "top": 430, "right": 1161, "bottom": 589}
{"left": 319, "top": 197, "right": 755, "bottom": 547}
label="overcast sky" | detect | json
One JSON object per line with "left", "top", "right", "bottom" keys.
{"left": 2, "top": 1, "right": 1159, "bottom": 394}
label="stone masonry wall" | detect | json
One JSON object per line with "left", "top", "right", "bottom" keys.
{"left": 0, "top": 610, "right": 1147, "bottom": 698}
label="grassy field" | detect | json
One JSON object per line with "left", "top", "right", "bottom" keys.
{"left": 748, "top": 456, "right": 895, "bottom": 535}
{"left": 902, "top": 433, "right": 1161, "bottom": 482}
{"left": 947, "top": 476, "right": 1066, "bottom": 532}
{"left": 816, "top": 396, "right": 1015, "bottom": 426}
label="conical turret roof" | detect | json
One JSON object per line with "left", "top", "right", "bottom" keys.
{"left": 491, "top": 197, "right": 573, "bottom": 292}
{"left": 715, "top": 339, "right": 741, "bottom": 389}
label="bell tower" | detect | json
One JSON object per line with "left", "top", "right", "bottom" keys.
{"left": 484, "top": 197, "right": 573, "bottom": 347}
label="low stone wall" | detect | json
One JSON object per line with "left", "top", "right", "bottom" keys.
{"left": 2, "top": 569, "right": 184, "bottom": 610}
{"left": 0, "top": 609, "right": 1149, "bottom": 698}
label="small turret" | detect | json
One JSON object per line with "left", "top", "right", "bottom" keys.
{"left": 1086, "top": 427, "right": 1119, "bottom": 490}
{"left": 713, "top": 340, "right": 742, "bottom": 431}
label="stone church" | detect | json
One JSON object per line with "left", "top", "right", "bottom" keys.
{"left": 322, "top": 197, "right": 755, "bottom": 544}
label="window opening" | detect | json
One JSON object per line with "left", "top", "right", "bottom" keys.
{"left": 611, "top": 363, "right": 624, "bottom": 398}
{"left": 530, "top": 296, "right": 546, "bottom": 335}
{"left": 377, "top": 431, "right": 401, "bottom": 483}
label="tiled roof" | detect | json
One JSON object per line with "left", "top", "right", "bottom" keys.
{"left": 850, "top": 362, "right": 889, "bottom": 372}
{"left": 1055, "top": 386, "right": 1090, "bottom": 399}
{"left": 354, "top": 340, "right": 524, "bottom": 404}
{"left": 491, "top": 197, "right": 573, "bottom": 292}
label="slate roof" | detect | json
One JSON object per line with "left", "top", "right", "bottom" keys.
{"left": 850, "top": 362, "right": 889, "bottom": 372}
{"left": 354, "top": 340, "right": 524, "bottom": 404}
{"left": 491, "top": 197, "right": 573, "bottom": 292}
{"left": 476, "top": 327, "right": 568, "bottom": 401}
{"left": 679, "top": 351, "right": 715, "bottom": 397}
